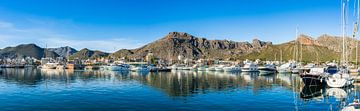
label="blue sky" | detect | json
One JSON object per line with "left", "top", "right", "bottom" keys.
{"left": 0, "top": 0, "right": 353, "bottom": 52}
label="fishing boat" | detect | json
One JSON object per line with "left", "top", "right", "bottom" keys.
{"left": 258, "top": 63, "right": 276, "bottom": 75}
{"left": 241, "top": 60, "right": 258, "bottom": 72}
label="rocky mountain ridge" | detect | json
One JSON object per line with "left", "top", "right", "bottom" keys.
{"left": 1, "top": 32, "right": 358, "bottom": 62}
{"left": 111, "top": 32, "right": 272, "bottom": 60}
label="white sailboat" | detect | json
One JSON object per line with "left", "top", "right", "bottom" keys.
{"left": 327, "top": 0, "right": 354, "bottom": 88}
{"left": 278, "top": 60, "right": 296, "bottom": 73}
{"left": 292, "top": 27, "right": 302, "bottom": 74}
{"left": 343, "top": 0, "right": 360, "bottom": 110}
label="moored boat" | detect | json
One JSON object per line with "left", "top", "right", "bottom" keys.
{"left": 326, "top": 62, "right": 339, "bottom": 74}
{"left": 258, "top": 63, "right": 276, "bottom": 75}
{"left": 300, "top": 67, "right": 326, "bottom": 86}
{"left": 131, "top": 65, "right": 150, "bottom": 72}
{"left": 326, "top": 69, "right": 354, "bottom": 88}
{"left": 278, "top": 61, "right": 296, "bottom": 74}
{"left": 241, "top": 60, "right": 258, "bottom": 72}
{"left": 223, "top": 65, "right": 241, "bottom": 72}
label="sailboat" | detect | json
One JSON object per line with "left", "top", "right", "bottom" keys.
{"left": 278, "top": 60, "right": 296, "bottom": 73}
{"left": 292, "top": 27, "right": 302, "bottom": 74}
{"left": 327, "top": 0, "right": 354, "bottom": 88}
{"left": 40, "top": 45, "right": 58, "bottom": 69}
{"left": 343, "top": 0, "right": 360, "bottom": 110}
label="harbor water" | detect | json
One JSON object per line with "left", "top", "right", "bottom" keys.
{"left": 0, "top": 68, "right": 357, "bottom": 111}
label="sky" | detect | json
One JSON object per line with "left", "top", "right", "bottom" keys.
{"left": 0, "top": 0, "right": 354, "bottom": 52}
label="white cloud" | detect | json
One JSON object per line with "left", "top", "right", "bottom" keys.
{"left": 0, "top": 20, "right": 144, "bottom": 52}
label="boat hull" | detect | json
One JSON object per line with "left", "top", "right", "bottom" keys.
{"left": 326, "top": 73, "right": 353, "bottom": 88}
{"left": 300, "top": 74, "right": 324, "bottom": 86}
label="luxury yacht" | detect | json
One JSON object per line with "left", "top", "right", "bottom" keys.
{"left": 241, "top": 60, "right": 258, "bottom": 72}
{"left": 258, "top": 63, "right": 276, "bottom": 75}
{"left": 278, "top": 61, "right": 296, "bottom": 73}
{"left": 223, "top": 65, "right": 241, "bottom": 72}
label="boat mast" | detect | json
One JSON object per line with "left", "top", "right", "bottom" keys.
{"left": 341, "top": 0, "right": 348, "bottom": 66}
{"left": 280, "top": 49, "right": 283, "bottom": 64}
{"left": 44, "top": 43, "right": 48, "bottom": 58}
{"left": 295, "top": 27, "right": 299, "bottom": 62}
{"left": 354, "top": 0, "right": 360, "bottom": 68}
{"left": 293, "top": 27, "right": 298, "bottom": 63}
{"left": 299, "top": 27, "right": 303, "bottom": 64}
{"left": 296, "top": 26, "right": 302, "bottom": 64}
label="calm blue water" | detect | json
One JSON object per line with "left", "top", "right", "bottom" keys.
{"left": 0, "top": 68, "right": 357, "bottom": 111}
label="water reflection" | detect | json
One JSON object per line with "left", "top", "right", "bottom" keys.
{"left": 0, "top": 69, "right": 359, "bottom": 110}
{"left": 0, "top": 69, "right": 302, "bottom": 96}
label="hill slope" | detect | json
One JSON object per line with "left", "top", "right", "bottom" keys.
{"left": 69, "top": 48, "right": 109, "bottom": 60}
{"left": 48, "top": 46, "right": 77, "bottom": 57}
{"left": 0, "top": 44, "right": 59, "bottom": 59}
{"left": 111, "top": 32, "right": 272, "bottom": 60}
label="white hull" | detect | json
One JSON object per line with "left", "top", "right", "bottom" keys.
{"left": 292, "top": 68, "right": 300, "bottom": 74}
{"left": 206, "top": 67, "right": 216, "bottom": 71}
{"left": 223, "top": 66, "right": 241, "bottom": 72}
{"left": 109, "top": 66, "right": 125, "bottom": 71}
{"left": 215, "top": 67, "right": 224, "bottom": 72}
{"left": 131, "top": 66, "right": 150, "bottom": 72}
{"left": 241, "top": 68, "right": 258, "bottom": 72}
{"left": 326, "top": 73, "right": 353, "bottom": 88}
{"left": 197, "top": 67, "right": 207, "bottom": 71}
{"left": 259, "top": 69, "right": 276, "bottom": 75}
{"left": 278, "top": 69, "right": 292, "bottom": 73}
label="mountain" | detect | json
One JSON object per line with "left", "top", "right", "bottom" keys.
{"left": 111, "top": 32, "right": 272, "bottom": 60}
{"left": 0, "top": 44, "right": 59, "bottom": 59}
{"left": 48, "top": 46, "right": 77, "bottom": 57}
{"left": 69, "top": 48, "right": 109, "bottom": 60}
{"left": 240, "top": 34, "right": 360, "bottom": 63}
{"left": 0, "top": 32, "right": 357, "bottom": 62}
